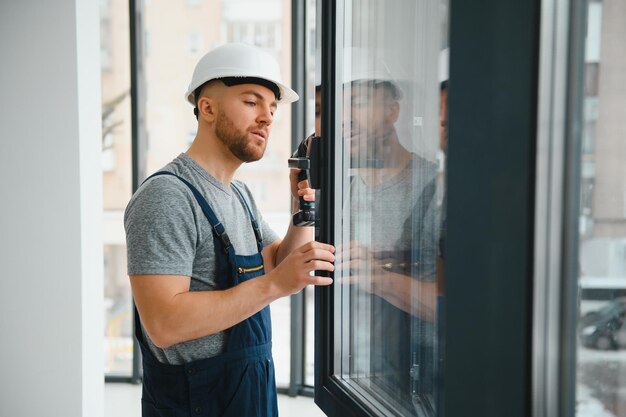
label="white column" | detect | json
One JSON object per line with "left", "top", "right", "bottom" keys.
{"left": 0, "top": 1, "right": 103, "bottom": 416}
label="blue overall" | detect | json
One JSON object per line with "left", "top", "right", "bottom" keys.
{"left": 135, "top": 171, "right": 278, "bottom": 417}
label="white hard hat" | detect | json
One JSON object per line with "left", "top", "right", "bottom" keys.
{"left": 185, "top": 43, "right": 299, "bottom": 105}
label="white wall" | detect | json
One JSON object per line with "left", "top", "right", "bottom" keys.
{"left": 0, "top": 1, "right": 103, "bottom": 416}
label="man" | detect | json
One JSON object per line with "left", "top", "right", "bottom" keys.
{"left": 124, "top": 43, "right": 335, "bottom": 417}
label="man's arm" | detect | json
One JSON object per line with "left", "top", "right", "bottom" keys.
{"left": 132, "top": 240, "right": 334, "bottom": 349}
{"left": 340, "top": 242, "right": 437, "bottom": 321}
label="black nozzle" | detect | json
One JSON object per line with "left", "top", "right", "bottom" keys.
{"left": 289, "top": 134, "right": 319, "bottom": 227}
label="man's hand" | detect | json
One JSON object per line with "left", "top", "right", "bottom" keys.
{"left": 267, "top": 241, "right": 334, "bottom": 295}
{"left": 289, "top": 134, "right": 315, "bottom": 202}
{"left": 336, "top": 241, "right": 384, "bottom": 294}
{"left": 335, "top": 241, "right": 438, "bottom": 320}
{"left": 290, "top": 171, "right": 316, "bottom": 203}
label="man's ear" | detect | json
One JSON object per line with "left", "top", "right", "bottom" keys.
{"left": 387, "top": 100, "right": 400, "bottom": 124}
{"left": 197, "top": 96, "right": 217, "bottom": 121}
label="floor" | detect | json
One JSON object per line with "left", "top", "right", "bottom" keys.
{"left": 105, "top": 382, "right": 327, "bottom": 417}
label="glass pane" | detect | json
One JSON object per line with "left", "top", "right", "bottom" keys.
{"left": 101, "top": 0, "right": 134, "bottom": 377}
{"left": 141, "top": 0, "right": 293, "bottom": 387}
{"left": 576, "top": 0, "right": 626, "bottom": 416}
{"left": 332, "top": 0, "right": 448, "bottom": 415}
{"left": 305, "top": 286, "right": 315, "bottom": 386}
{"left": 305, "top": 0, "right": 318, "bottom": 388}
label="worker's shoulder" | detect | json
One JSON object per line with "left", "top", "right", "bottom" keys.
{"left": 412, "top": 153, "right": 437, "bottom": 172}
{"left": 125, "top": 166, "right": 197, "bottom": 220}
{"left": 124, "top": 179, "right": 197, "bottom": 234}
{"left": 142, "top": 167, "right": 195, "bottom": 195}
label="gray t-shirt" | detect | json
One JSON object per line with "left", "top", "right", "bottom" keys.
{"left": 350, "top": 154, "right": 438, "bottom": 277}
{"left": 124, "top": 153, "right": 279, "bottom": 365}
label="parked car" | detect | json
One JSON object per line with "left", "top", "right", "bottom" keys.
{"left": 579, "top": 297, "right": 626, "bottom": 350}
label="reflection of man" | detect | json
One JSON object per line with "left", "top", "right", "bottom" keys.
{"left": 344, "top": 78, "right": 439, "bottom": 316}
{"left": 324, "top": 49, "right": 440, "bottom": 410}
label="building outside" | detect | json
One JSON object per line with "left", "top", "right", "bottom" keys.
{"left": 579, "top": 0, "right": 626, "bottom": 283}
{"left": 577, "top": 0, "right": 626, "bottom": 415}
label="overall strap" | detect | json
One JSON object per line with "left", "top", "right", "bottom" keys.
{"left": 231, "top": 183, "right": 264, "bottom": 252}
{"left": 144, "top": 171, "right": 232, "bottom": 253}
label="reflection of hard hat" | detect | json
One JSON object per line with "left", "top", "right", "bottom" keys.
{"left": 185, "top": 43, "right": 299, "bottom": 105}
{"left": 342, "top": 47, "right": 402, "bottom": 100}
{"left": 439, "top": 48, "right": 449, "bottom": 83}
{"left": 343, "top": 47, "right": 394, "bottom": 84}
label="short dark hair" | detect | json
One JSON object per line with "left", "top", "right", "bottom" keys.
{"left": 351, "top": 79, "right": 402, "bottom": 101}
{"left": 193, "top": 84, "right": 205, "bottom": 119}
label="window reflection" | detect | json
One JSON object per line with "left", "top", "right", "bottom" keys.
{"left": 330, "top": 0, "right": 448, "bottom": 413}
{"left": 341, "top": 51, "right": 439, "bottom": 415}
{"left": 576, "top": 0, "right": 626, "bottom": 415}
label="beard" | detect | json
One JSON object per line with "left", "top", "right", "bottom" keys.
{"left": 215, "top": 109, "right": 266, "bottom": 163}
{"left": 347, "top": 125, "right": 394, "bottom": 169}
